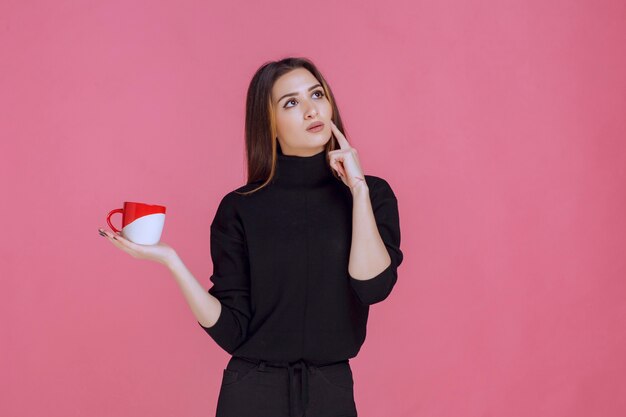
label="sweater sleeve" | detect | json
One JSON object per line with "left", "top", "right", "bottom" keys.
{"left": 198, "top": 192, "right": 251, "bottom": 354}
{"left": 349, "top": 176, "right": 404, "bottom": 305}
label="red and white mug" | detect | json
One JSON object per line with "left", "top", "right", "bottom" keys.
{"left": 106, "top": 201, "right": 167, "bottom": 245}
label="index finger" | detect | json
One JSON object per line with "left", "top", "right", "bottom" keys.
{"left": 330, "top": 121, "right": 351, "bottom": 150}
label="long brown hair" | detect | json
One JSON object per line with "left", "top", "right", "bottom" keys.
{"left": 235, "top": 57, "right": 347, "bottom": 196}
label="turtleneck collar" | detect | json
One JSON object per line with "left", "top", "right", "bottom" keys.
{"left": 273, "top": 143, "right": 336, "bottom": 187}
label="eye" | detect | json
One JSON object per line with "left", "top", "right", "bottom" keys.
{"left": 283, "top": 90, "right": 326, "bottom": 108}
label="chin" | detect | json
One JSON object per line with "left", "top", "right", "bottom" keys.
{"left": 313, "top": 137, "right": 331, "bottom": 149}
{"left": 318, "top": 132, "right": 332, "bottom": 144}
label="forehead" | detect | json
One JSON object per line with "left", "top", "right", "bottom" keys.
{"left": 272, "top": 68, "right": 318, "bottom": 98}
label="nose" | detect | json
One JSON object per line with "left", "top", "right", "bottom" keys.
{"left": 303, "top": 101, "right": 318, "bottom": 118}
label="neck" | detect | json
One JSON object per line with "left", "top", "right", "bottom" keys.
{"left": 273, "top": 143, "right": 335, "bottom": 187}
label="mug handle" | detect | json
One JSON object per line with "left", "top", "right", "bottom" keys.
{"left": 106, "top": 208, "right": 123, "bottom": 234}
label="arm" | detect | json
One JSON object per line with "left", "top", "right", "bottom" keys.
{"left": 166, "top": 253, "right": 222, "bottom": 328}
{"left": 348, "top": 177, "right": 404, "bottom": 305}
{"left": 196, "top": 193, "right": 252, "bottom": 354}
{"left": 348, "top": 182, "right": 391, "bottom": 280}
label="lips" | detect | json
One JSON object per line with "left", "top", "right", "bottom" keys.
{"left": 307, "top": 121, "right": 324, "bottom": 131}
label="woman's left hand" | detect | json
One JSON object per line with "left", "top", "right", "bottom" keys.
{"left": 328, "top": 121, "right": 366, "bottom": 192}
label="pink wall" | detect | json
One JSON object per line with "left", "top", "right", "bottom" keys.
{"left": 2, "top": 0, "right": 625, "bottom": 416}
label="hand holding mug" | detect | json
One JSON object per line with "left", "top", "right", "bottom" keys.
{"left": 98, "top": 227, "right": 177, "bottom": 266}
{"left": 99, "top": 201, "right": 175, "bottom": 266}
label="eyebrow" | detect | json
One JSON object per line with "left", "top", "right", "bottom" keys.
{"left": 276, "top": 84, "right": 322, "bottom": 104}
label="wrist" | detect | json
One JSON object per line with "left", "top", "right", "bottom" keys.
{"left": 163, "top": 250, "right": 180, "bottom": 269}
{"left": 350, "top": 179, "right": 369, "bottom": 197}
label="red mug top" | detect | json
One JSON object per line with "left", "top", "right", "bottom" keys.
{"left": 123, "top": 201, "right": 166, "bottom": 212}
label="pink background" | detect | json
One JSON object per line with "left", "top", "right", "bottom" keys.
{"left": 2, "top": 1, "right": 625, "bottom": 416}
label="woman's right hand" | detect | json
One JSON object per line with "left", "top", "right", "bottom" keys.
{"left": 98, "top": 227, "right": 177, "bottom": 266}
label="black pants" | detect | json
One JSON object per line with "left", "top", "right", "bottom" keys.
{"left": 215, "top": 356, "right": 358, "bottom": 417}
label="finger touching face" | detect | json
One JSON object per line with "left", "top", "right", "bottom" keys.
{"left": 330, "top": 120, "right": 351, "bottom": 150}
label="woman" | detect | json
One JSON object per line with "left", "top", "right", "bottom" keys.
{"left": 98, "top": 57, "right": 403, "bottom": 417}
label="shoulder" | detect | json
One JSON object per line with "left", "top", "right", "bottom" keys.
{"left": 211, "top": 184, "right": 261, "bottom": 238}
{"left": 214, "top": 181, "right": 264, "bottom": 215}
{"left": 364, "top": 174, "right": 398, "bottom": 202}
{"left": 212, "top": 186, "right": 245, "bottom": 222}
{"left": 233, "top": 181, "right": 265, "bottom": 195}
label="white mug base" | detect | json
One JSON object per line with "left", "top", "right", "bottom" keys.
{"left": 122, "top": 213, "right": 165, "bottom": 245}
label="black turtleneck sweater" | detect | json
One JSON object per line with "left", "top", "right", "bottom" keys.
{"left": 198, "top": 145, "right": 403, "bottom": 365}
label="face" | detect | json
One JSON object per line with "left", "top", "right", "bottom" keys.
{"left": 271, "top": 67, "right": 333, "bottom": 156}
